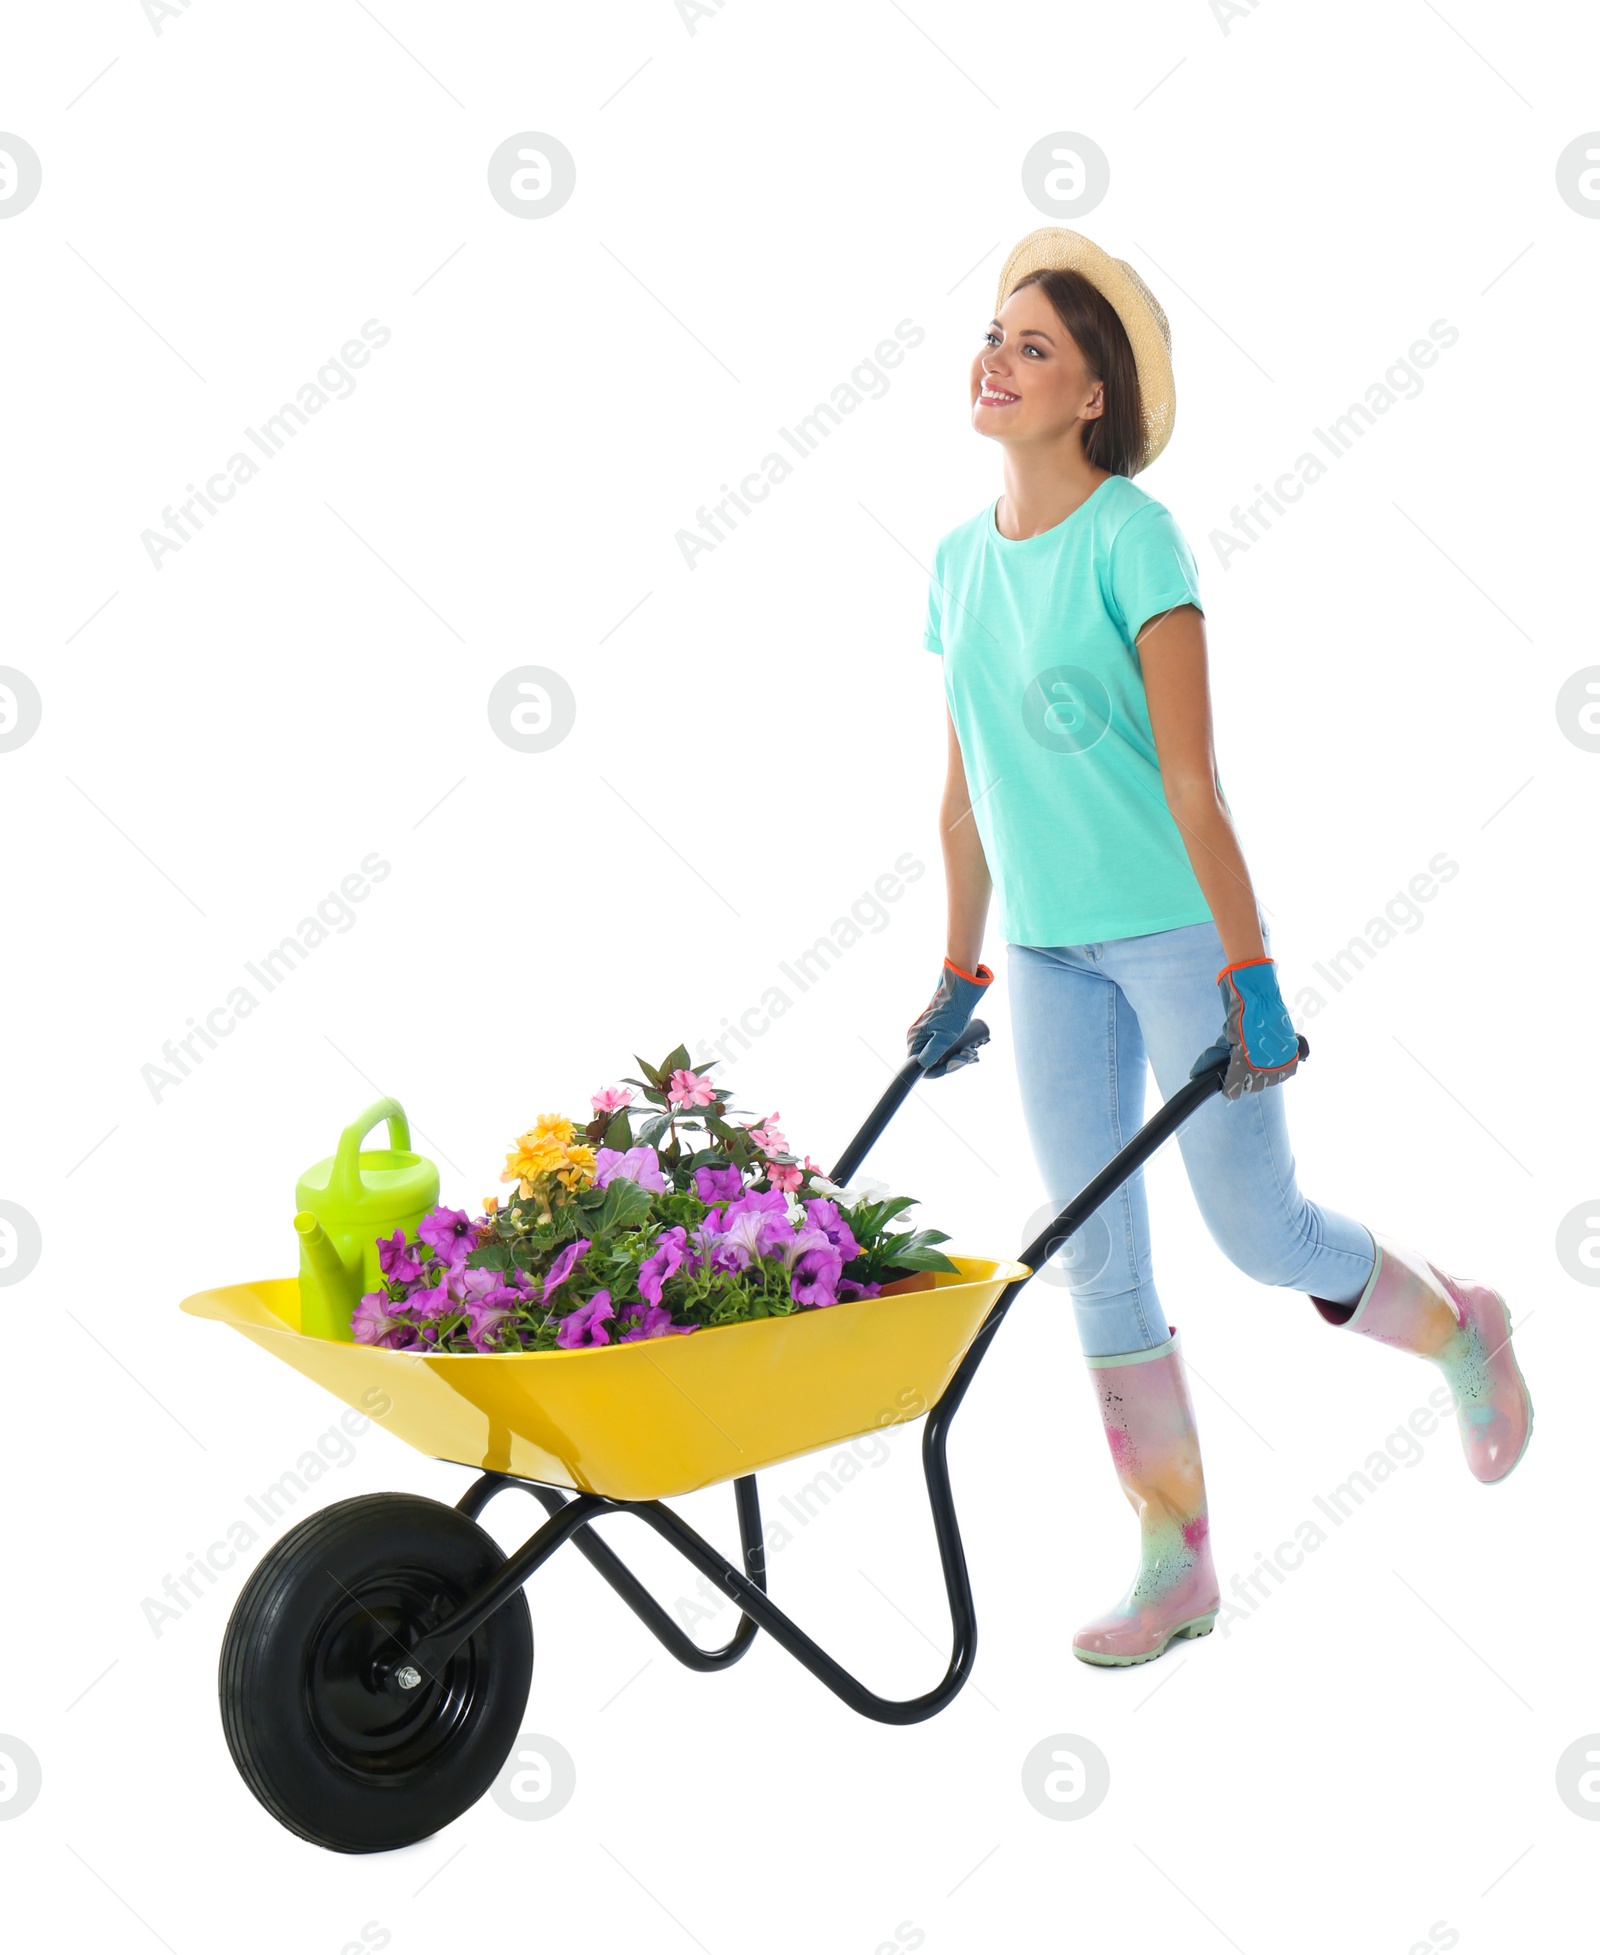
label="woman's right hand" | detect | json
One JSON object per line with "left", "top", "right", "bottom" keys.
{"left": 907, "top": 958, "right": 993, "bottom": 1068}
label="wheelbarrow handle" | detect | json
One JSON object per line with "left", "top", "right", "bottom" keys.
{"left": 827, "top": 1019, "right": 991, "bottom": 1186}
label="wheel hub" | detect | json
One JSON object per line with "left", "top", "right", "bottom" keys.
{"left": 306, "top": 1569, "right": 479, "bottom": 1778}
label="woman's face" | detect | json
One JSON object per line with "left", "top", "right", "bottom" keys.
{"left": 969, "top": 283, "right": 1104, "bottom": 448}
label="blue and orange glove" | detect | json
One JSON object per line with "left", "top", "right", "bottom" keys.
{"left": 1189, "top": 956, "right": 1301, "bottom": 1101}
{"left": 907, "top": 958, "right": 993, "bottom": 1070}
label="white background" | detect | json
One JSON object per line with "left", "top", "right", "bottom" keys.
{"left": 3, "top": 1, "right": 1597, "bottom": 1949}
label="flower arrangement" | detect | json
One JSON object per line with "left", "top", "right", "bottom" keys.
{"left": 352, "top": 1044, "right": 957, "bottom": 1354}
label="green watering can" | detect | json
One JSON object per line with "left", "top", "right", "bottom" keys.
{"left": 293, "top": 1099, "right": 439, "bottom": 1340}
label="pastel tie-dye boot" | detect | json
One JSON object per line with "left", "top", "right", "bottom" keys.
{"left": 1312, "top": 1231, "right": 1532, "bottom": 1483}
{"left": 1073, "top": 1328, "right": 1220, "bottom": 1667}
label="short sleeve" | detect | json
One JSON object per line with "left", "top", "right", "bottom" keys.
{"left": 1106, "top": 501, "right": 1204, "bottom": 645}
{"left": 922, "top": 546, "right": 945, "bottom": 655}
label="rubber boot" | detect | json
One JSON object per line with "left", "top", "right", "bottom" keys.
{"left": 1312, "top": 1231, "right": 1532, "bottom": 1484}
{"left": 1073, "top": 1327, "right": 1220, "bottom": 1668}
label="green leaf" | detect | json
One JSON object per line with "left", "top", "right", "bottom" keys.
{"left": 632, "top": 1055, "right": 666, "bottom": 1088}
{"left": 603, "top": 1109, "right": 633, "bottom": 1149}
{"left": 882, "top": 1243, "right": 959, "bottom": 1274}
{"left": 659, "top": 1043, "right": 691, "bottom": 1077}
{"left": 466, "top": 1241, "right": 511, "bottom": 1271}
{"left": 636, "top": 1111, "right": 672, "bottom": 1148}
{"left": 582, "top": 1175, "right": 655, "bottom": 1237}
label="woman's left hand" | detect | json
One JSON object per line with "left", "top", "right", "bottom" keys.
{"left": 1191, "top": 957, "right": 1301, "bottom": 1100}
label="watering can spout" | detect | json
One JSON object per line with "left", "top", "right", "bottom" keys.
{"left": 294, "top": 1211, "right": 361, "bottom": 1336}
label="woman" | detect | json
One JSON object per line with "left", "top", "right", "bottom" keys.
{"left": 908, "top": 227, "right": 1532, "bottom": 1669}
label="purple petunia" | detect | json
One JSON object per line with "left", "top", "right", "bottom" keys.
{"left": 465, "top": 1287, "right": 522, "bottom": 1352}
{"left": 417, "top": 1204, "right": 476, "bottom": 1271}
{"left": 718, "top": 1189, "right": 794, "bottom": 1258}
{"left": 593, "top": 1145, "right": 669, "bottom": 1194}
{"left": 617, "top": 1301, "right": 672, "bottom": 1341}
{"left": 693, "top": 1163, "right": 744, "bottom": 1206}
{"left": 556, "top": 1290, "right": 615, "bottom": 1348}
{"left": 802, "top": 1197, "right": 860, "bottom": 1263}
{"left": 541, "top": 1237, "right": 592, "bottom": 1302}
{"left": 448, "top": 1263, "right": 503, "bottom": 1306}
{"left": 352, "top": 1290, "right": 418, "bottom": 1349}
{"left": 408, "top": 1271, "right": 457, "bottom": 1320}
{"left": 784, "top": 1228, "right": 844, "bottom": 1308}
{"left": 376, "top": 1229, "right": 424, "bottom": 1287}
{"left": 712, "top": 1206, "right": 772, "bottom": 1270}
{"left": 639, "top": 1225, "right": 687, "bottom": 1304}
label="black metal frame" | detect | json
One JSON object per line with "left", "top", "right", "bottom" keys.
{"left": 384, "top": 1026, "right": 1250, "bottom": 1725}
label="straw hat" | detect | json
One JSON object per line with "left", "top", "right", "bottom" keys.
{"left": 993, "top": 227, "right": 1176, "bottom": 472}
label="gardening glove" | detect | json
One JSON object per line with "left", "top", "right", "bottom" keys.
{"left": 907, "top": 958, "right": 993, "bottom": 1069}
{"left": 1189, "top": 956, "right": 1301, "bottom": 1101}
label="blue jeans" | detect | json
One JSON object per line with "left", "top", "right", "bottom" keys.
{"left": 1008, "top": 920, "right": 1376, "bottom": 1358}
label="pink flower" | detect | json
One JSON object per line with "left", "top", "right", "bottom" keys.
{"left": 747, "top": 1112, "right": 787, "bottom": 1154}
{"left": 592, "top": 1086, "right": 635, "bottom": 1114}
{"left": 766, "top": 1161, "right": 803, "bottom": 1193}
{"left": 667, "top": 1068, "right": 716, "bottom": 1109}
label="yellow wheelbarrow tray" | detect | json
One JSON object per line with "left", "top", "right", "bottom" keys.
{"left": 190, "top": 1026, "right": 1242, "bottom": 1855}
{"left": 181, "top": 1256, "right": 1028, "bottom": 1502}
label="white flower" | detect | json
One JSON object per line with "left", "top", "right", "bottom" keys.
{"left": 809, "top": 1174, "right": 892, "bottom": 1209}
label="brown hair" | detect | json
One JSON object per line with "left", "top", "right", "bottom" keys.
{"left": 1008, "top": 267, "right": 1146, "bottom": 477}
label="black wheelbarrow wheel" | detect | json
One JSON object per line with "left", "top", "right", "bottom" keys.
{"left": 218, "top": 1491, "right": 533, "bottom": 1853}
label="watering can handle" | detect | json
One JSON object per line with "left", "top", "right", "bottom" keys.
{"left": 329, "top": 1098, "right": 413, "bottom": 1202}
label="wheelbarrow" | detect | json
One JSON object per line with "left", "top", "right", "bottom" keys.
{"left": 181, "top": 1023, "right": 1265, "bottom": 1853}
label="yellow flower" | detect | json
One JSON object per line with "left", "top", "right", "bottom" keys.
{"left": 500, "top": 1131, "right": 567, "bottom": 1186}
{"left": 554, "top": 1144, "right": 596, "bottom": 1191}
{"left": 533, "top": 1112, "right": 575, "bottom": 1146}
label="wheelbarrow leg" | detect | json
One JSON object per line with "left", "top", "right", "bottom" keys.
{"left": 451, "top": 1470, "right": 768, "bottom": 1672}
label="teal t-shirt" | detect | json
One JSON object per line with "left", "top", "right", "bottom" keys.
{"left": 924, "top": 472, "right": 1215, "bottom": 948}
